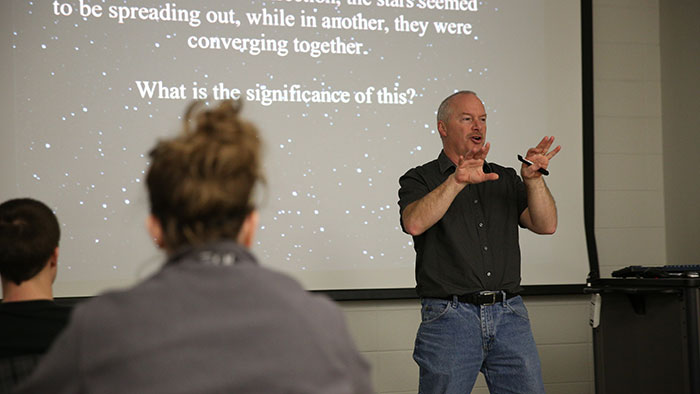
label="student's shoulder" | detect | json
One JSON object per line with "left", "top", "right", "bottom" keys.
{"left": 249, "top": 264, "right": 342, "bottom": 314}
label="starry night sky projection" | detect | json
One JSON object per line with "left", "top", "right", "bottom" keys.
{"left": 3, "top": 0, "right": 588, "bottom": 295}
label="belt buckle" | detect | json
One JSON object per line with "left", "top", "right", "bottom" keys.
{"left": 478, "top": 290, "right": 498, "bottom": 306}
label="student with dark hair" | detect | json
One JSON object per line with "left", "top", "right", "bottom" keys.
{"left": 0, "top": 198, "right": 71, "bottom": 391}
{"left": 15, "top": 101, "right": 372, "bottom": 394}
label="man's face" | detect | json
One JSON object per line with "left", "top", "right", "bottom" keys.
{"left": 438, "top": 93, "right": 487, "bottom": 158}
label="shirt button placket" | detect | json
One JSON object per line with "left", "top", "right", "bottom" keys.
{"left": 473, "top": 196, "right": 492, "bottom": 286}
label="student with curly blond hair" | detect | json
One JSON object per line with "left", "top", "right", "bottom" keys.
{"left": 16, "top": 101, "right": 372, "bottom": 394}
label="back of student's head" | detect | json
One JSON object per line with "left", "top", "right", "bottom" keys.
{"left": 146, "top": 100, "right": 263, "bottom": 251}
{"left": 0, "top": 198, "right": 60, "bottom": 285}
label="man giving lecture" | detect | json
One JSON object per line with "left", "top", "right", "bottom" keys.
{"left": 398, "top": 90, "right": 560, "bottom": 394}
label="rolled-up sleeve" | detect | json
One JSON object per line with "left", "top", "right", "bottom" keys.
{"left": 398, "top": 167, "right": 430, "bottom": 234}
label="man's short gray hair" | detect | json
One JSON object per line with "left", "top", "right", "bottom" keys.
{"left": 436, "top": 90, "right": 478, "bottom": 125}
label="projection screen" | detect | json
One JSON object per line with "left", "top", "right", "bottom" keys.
{"left": 1, "top": 0, "right": 589, "bottom": 296}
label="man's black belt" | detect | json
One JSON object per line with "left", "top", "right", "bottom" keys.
{"left": 437, "top": 291, "right": 518, "bottom": 306}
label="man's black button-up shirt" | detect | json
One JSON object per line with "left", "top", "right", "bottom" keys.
{"left": 398, "top": 150, "right": 528, "bottom": 298}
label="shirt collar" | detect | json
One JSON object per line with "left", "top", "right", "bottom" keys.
{"left": 166, "top": 239, "right": 257, "bottom": 267}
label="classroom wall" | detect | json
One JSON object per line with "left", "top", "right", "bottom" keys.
{"left": 337, "top": 0, "right": 666, "bottom": 392}
{"left": 659, "top": 0, "right": 700, "bottom": 265}
{"left": 593, "top": 0, "right": 665, "bottom": 278}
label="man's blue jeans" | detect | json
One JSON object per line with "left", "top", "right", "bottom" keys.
{"left": 413, "top": 296, "right": 545, "bottom": 394}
